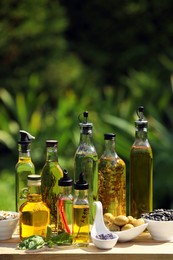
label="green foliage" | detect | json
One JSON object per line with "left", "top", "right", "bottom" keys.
{"left": 1, "top": 0, "right": 173, "bottom": 211}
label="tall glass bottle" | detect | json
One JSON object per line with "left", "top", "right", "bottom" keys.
{"left": 73, "top": 172, "right": 90, "bottom": 247}
{"left": 74, "top": 111, "right": 98, "bottom": 224}
{"left": 15, "top": 130, "right": 35, "bottom": 212}
{"left": 98, "top": 133, "right": 126, "bottom": 216}
{"left": 20, "top": 175, "right": 50, "bottom": 240}
{"left": 40, "top": 140, "right": 63, "bottom": 233}
{"left": 57, "top": 169, "right": 73, "bottom": 240}
{"left": 130, "top": 106, "right": 153, "bottom": 218}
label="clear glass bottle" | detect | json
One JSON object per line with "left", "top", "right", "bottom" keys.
{"left": 73, "top": 172, "right": 90, "bottom": 247}
{"left": 98, "top": 133, "right": 126, "bottom": 216}
{"left": 57, "top": 169, "right": 73, "bottom": 241}
{"left": 15, "top": 130, "right": 35, "bottom": 212}
{"left": 19, "top": 175, "right": 50, "bottom": 240}
{"left": 40, "top": 140, "right": 63, "bottom": 233}
{"left": 74, "top": 111, "right": 98, "bottom": 224}
{"left": 130, "top": 106, "right": 153, "bottom": 218}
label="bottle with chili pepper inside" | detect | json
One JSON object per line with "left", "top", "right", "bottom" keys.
{"left": 57, "top": 169, "right": 73, "bottom": 241}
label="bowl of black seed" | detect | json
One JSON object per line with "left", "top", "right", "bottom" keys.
{"left": 141, "top": 209, "right": 173, "bottom": 241}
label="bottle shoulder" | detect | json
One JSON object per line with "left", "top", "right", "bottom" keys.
{"left": 41, "top": 162, "right": 63, "bottom": 175}
{"left": 16, "top": 161, "right": 35, "bottom": 172}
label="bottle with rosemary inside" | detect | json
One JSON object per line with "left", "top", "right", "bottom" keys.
{"left": 74, "top": 111, "right": 98, "bottom": 224}
{"left": 57, "top": 169, "right": 73, "bottom": 242}
{"left": 73, "top": 172, "right": 90, "bottom": 247}
{"left": 40, "top": 140, "right": 63, "bottom": 233}
{"left": 129, "top": 106, "right": 153, "bottom": 218}
{"left": 19, "top": 175, "right": 50, "bottom": 240}
{"left": 15, "top": 130, "right": 35, "bottom": 212}
{"left": 98, "top": 133, "right": 126, "bottom": 216}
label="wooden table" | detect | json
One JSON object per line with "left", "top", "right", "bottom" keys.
{"left": 0, "top": 232, "right": 173, "bottom": 260}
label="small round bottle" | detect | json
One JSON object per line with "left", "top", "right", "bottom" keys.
{"left": 98, "top": 133, "right": 126, "bottom": 216}
{"left": 19, "top": 175, "right": 50, "bottom": 240}
{"left": 40, "top": 140, "right": 63, "bottom": 233}
{"left": 73, "top": 172, "right": 90, "bottom": 247}
{"left": 57, "top": 169, "right": 73, "bottom": 240}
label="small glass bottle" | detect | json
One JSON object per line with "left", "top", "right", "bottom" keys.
{"left": 98, "top": 133, "right": 126, "bottom": 216}
{"left": 73, "top": 172, "right": 90, "bottom": 247}
{"left": 15, "top": 130, "right": 35, "bottom": 212}
{"left": 40, "top": 140, "right": 63, "bottom": 233}
{"left": 74, "top": 111, "right": 98, "bottom": 224}
{"left": 57, "top": 169, "right": 73, "bottom": 240}
{"left": 130, "top": 106, "right": 153, "bottom": 218}
{"left": 19, "top": 175, "right": 50, "bottom": 240}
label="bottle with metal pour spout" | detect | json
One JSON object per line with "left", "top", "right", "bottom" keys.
{"left": 15, "top": 130, "right": 35, "bottom": 212}
{"left": 74, "top": 111, "right": 98, "bottom": 224}
{"left": 129, "top": 106, "right": 153, "bottom": 218}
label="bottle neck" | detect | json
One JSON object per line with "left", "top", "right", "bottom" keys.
{"left": 18, "top": 144, "right": 31, "bottom": 158}
{"left": 46, "top": 146, "right": 58, "bottom": 162}
{"left": 27, "top": 184, "right": 42, "bottom": 202}
{"left": 103, "top": 139, "right": 116, "bottom": 157}
{"left": 59, "top": 186, "right": 72, "bottom": 196}
{"left": 134, "top": 126, "right": 149, "bottom": 146}
{"left": 74, "top": 189, "right": 88, "bottom": 200}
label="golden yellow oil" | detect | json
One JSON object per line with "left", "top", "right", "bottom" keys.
{"left": 20, "top": 194, "right": 50, "bottom": 240}
{"left": 73, "top": 205, "right": 90, "bottom": 246}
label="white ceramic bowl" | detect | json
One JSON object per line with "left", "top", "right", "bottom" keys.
{"left": 113, "top": 223, "right": 148, "bottom": 242}
{"left": 91, "top": 232, "right": 119, "bottom": 249}
{"left": 0, "top": 211, "right": 19, "bottom": 240}
{"left": 143, "top": 218, "right": 173, "bottom": 241}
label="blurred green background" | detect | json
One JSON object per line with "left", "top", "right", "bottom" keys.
{"left": 0, "top": 0, "right": 173, "bottom": 211}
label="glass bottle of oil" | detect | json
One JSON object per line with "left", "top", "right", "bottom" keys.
{"left": 40, "top": 140, "right": 63, "bottom": 233}
{"left": 74, "top": 111, "right": 98, "bottom": 224}
{"left": 15, "top": 130, "right": 35, "bottom": 212}
{"left": 98, "top": 133, "right": 126, "bottom": 216}
{"left": 57, "top": 169, "right": 73, "bottom": 241}
{"left": 19, "top": 175, "right": 50, "bottom": 240}
{"left": 73, "top": 172, "right": 90, "bottom": 247}
{"left": 129, "top": 106, "right": 153, "bottom": 218}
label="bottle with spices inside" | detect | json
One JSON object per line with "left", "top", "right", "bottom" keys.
{"left": 129, "top": 106, "right": 153, "bottom": 218}
{"left": 73, "top": 172, "right": 90, "bottom": 247}
{"left": 57, "top": 169, "right": 73, "bottom": 241}
{"left": 40, "top": 140, "right": 63, "bottom": 233}
{"left": 15, "top": 130, "right": 35, "bottom": 212}
{"left": 98, "top": 133, "right": 126, "bottom": 216}
{"left": 74, "top": 111, "right": 98, "bottom": 224}
{"left": 19, "top": 175, "right": 50, "bottom": 240}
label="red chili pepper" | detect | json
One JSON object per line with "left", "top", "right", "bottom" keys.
{"left": 58, "top": 199, "right": 71, "bottom": 234}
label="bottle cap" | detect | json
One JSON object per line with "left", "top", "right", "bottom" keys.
{"left": 104, "top": 133, "right": 116, "bottom": 140}
{"left": 58, "top": 169, "right": 73, "bottom": 186}
{"left": 18, "top": 130, "right": 35, "bottom": 144}
{"left": 135, "top": 106, "right": 148, "bottom": 128}
{"left": 78, "top": 111, "right": 93, "bottom": 134}
{"left": 27, "top": 175, "right": 41, "bottom": 186}
{"left": 46, "top": 140, "right": 58, "bottom": 147}
{"left": 74, "top": 172, "right": 89, "bottom": 190}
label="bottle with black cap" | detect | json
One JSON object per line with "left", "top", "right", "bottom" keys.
{"left": 57, "top": 169, "right": 73, "bottom": 239}
{"left": 73, "top": 172, "right": 90, "bottom": 247}
{"left": 40, "top": 140, "right": 63, "bottom": 233}
{"left": 19, "top": 175, "right": 50, "bottom": 240}
{"left": 98, "top": 133, "right": 126, "bottom": 216}
{"left": 15, "top": 130, "right": 35, "bottom": 212}
{"left": 74, "top": 111, "right": 98, "bottom": 225}
{"left": 129, "top": 106, "right": 153, "bottom": 218}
